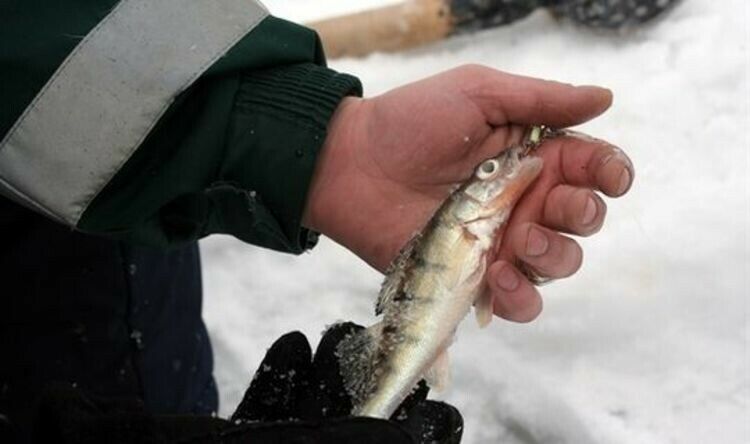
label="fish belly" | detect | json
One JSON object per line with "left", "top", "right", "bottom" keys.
{"left": 358, "top": 228, "right": 484, "bottom": 418}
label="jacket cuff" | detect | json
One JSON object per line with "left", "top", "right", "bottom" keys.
{"left": 214, "top": 63, "right": 362, "bottom": 253}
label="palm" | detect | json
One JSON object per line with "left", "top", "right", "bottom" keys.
{"left": 354, "top": 86, "right": 518, "bottom": 269}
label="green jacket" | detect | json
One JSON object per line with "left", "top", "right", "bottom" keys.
{"left": 0, "top": 0, "right": 362, "bottom": 254}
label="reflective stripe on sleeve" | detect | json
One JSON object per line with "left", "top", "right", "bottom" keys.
{"left": 0, "top": 0, "right": 268, "bottom": 225}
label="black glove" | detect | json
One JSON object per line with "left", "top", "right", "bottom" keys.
{"left": 32, "top": 323, "right": 463, "bottom": 444}
{"left": 228, "top": 322, "right": 463, "bottom": 444}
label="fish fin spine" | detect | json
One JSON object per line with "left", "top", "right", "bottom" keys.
{"left": 377, "top": 233, "right": 421, "bottom": 315}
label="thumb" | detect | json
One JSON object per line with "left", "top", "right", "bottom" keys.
{"left": 459, "top": 65, "right": 613, "bottom": 127}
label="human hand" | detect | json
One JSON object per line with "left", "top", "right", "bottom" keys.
{"left": 303, "top": 65, "right": 633, "bottom": 323}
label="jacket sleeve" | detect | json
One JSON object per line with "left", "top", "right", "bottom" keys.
{"left": 0, "top": 7, "right": 361, "bottom": 254}
{"left": 80, "top": 17, "right": 362, "bottom": 253}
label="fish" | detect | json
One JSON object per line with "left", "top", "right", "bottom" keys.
{"left": 337, "top": 125, "right": 560, "bottom": 419}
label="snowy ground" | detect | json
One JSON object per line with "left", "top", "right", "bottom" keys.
{"left": 202, "top": 1, "right": 750, "bottom": 442}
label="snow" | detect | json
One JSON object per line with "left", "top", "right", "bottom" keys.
{"left": 202, "top": 0, "right": 750, "bottom": 442}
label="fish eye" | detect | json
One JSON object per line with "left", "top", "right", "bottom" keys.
{"left": 476, "top": 159, "right": 500, "bottom": 180}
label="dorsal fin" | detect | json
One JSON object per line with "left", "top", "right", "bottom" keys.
{"left": 376, "top": 232, "right": 422, "bottom": 315}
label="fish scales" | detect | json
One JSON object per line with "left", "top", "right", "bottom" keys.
{"left": 339, "top": 126, "right": 560, "bottom": 419}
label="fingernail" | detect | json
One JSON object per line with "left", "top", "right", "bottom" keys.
{"left": 526, "top": 227, "right": 549, "bottom": 257}
{"left": 577, "top": 85, "right": 611, "bottom": 94}
{"left": 617, "top": 169, "right": 632, "bottom": 195}
{"left": 599, "top": 151, "right": 632, "bottom": 197}
{"left": 600, "top": 152, "right": 616, "bottom": 166}
{"left": 576, "top": 85, "right": 614, "bottom": 105}
{"left": 497, "top": 264, "right": 520, "bottom": 292}
{"left": 582, "top": 196, "right": 597, "bottom": 225}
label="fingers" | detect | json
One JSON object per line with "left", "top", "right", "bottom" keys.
{"left": 313, "top": 322, "right": 363, "bottom": 417}
{"left": 393, "top": 400, "right": 464, "bottom": 443}
{"left": 488, "top": 223, "right": 584, "bottom": 323}
{"left": 457, "top": 65, "right": 613, "bottom": 128}
{"left": 232, "top": 331, "right": 313, "bottom": 423}
{"left": 552, "top": 134, "right": 634, "bottom": 197}
{"left": 507, "top": 223, "right": 583, "bottom": 279}
{"left": 542, "top": 185, "right": 607, "bottom": 236}
{"left": 486, "top": 261, "right": 543, "bottom": 323}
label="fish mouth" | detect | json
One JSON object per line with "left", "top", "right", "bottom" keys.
{"left": 469, "top": 155, "right": 544, "bottom": 223}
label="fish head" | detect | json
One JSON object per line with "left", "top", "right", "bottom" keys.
{"left": 452, "top": 146, "right": 544, "bottom": 226}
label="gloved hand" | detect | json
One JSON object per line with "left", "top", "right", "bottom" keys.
{"left": 228, "top": 322, "right": 463, "bottom": 444}
{"left": 32, "top": 323, "right": 463, "bottom": 444}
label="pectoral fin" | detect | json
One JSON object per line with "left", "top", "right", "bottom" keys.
{"left": 474, "top": 289, "right": 494, "bottom": 328}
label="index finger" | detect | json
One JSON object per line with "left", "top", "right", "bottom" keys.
{"left": 542, "top": 133, "right": 634, "bottom": 197}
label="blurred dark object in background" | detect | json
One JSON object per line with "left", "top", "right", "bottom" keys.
{"left": 309, "top": 0, "right": 685, "bottom": 59}
{"left": 550, "top": 0, "right": 684, "bottom": 30}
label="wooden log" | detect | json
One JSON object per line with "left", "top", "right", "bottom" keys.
{"left": 307, "top": 0, "right": 453, "bottom": 59}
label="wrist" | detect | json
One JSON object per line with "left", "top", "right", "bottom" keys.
{"left": 302, "top": 96, "right": 366, "bottom": 240}
{"left": 302, "top": 96, "right": 401, "bottom": 271}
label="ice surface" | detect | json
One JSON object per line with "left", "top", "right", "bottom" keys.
{"left": 202, "top": 0, "right": 749, "bottom": 442}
